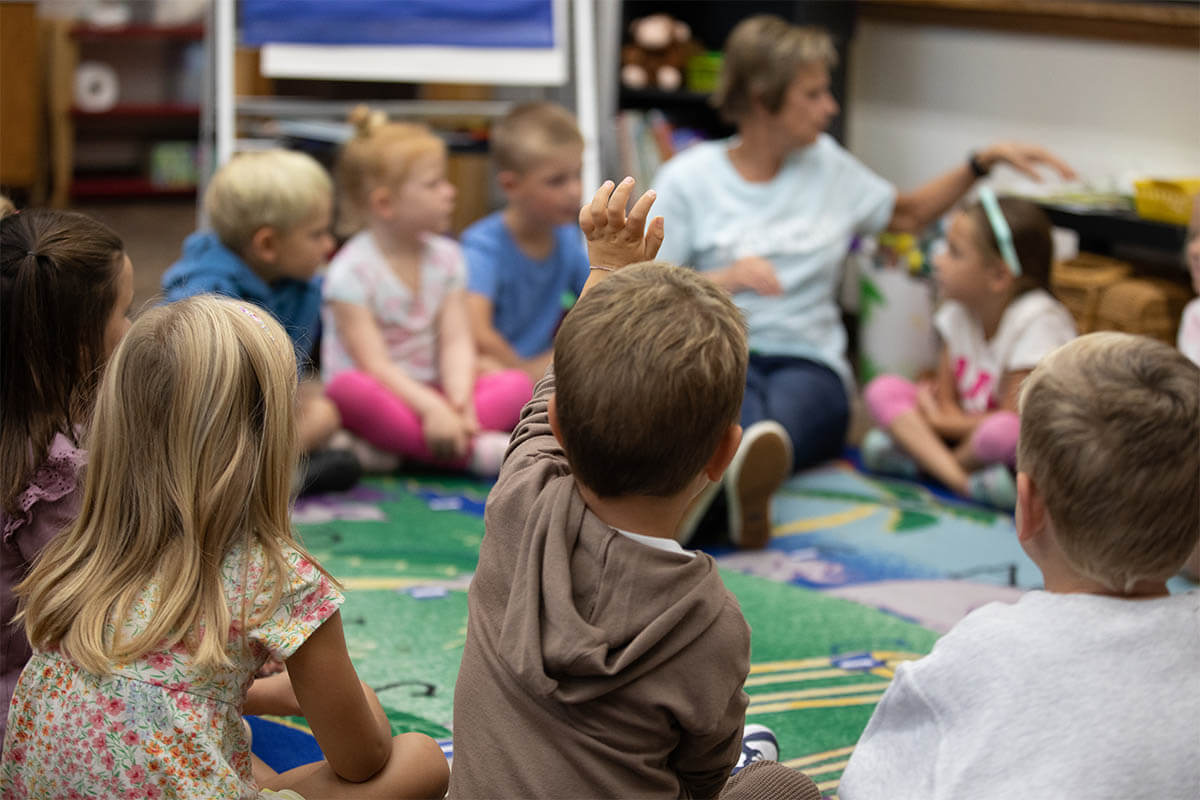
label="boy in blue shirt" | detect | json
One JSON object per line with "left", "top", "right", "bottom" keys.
{"left": 162, "top": 148, "right": 360, "bottom": 494}
{"left": 462, "top": 103, "right": 591, "bottom": 381}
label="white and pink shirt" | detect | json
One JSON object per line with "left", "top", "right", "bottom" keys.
{"left": 321, "top": 230, "right": 466, "bottom": 386}
{"left": 934, "top": 290, "right": 1077, "bottom": 413}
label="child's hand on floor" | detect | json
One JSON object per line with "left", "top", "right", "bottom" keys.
{"left": 423, "top": 399, "right": 471, "bottom": 460}
{"left": 579, "top": 177, "right": 664, "bottom": 270}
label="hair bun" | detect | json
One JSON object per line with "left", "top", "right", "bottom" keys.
{"left": 348, "top": 104, "right": 387, "bottom": 137}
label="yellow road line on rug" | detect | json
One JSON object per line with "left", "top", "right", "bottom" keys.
{"left": 804, "top": 758, "right": 851, "bottom": 778}
{"left": 748, "top": 693, "right": 884, "bottom": 714}
{"left": 751, "top": 651, "right": 924, "bottom": 674}
{"left": 772, "top": 505, "right": 880, "bottom": 536}
{"left": 748, "top": 681, "right": 892, "bottom": 704}
{"left": 783, "top": 745, "right": 856, "bottom": 770}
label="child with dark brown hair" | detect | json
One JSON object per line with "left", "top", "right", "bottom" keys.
{"left": 862, "top": 192, "right": 1076, "bottom": 509}
{"left": 449, "top": 179, "right": 820, "bottom": 800}
{"left": 0, "top": 209, "right": 134, "bottom": 742}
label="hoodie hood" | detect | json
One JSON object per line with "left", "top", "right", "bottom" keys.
{"left": 478, "top": 467, "right": 734, "bottom": 705}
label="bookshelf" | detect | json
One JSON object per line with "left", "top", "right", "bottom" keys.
{"left": 614, "top": 1, "right": 856, "bottom": 184}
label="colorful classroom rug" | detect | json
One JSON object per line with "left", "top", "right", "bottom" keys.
{"left": 251, "top": 463, "right": 1196, "bottom": 796}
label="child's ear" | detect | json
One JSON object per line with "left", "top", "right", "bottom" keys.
{"left": 368, "top": 185, "right": 393, "bottom": 219}
{"left": 1015, "top": 471, "right": 1046, "bottom": 546}
{"left": 248, "top": 226, "right": 278, "bottom": 265}
{"left": 704, "top": 424, "right": 743, "bottom": 482}
{"left": 497, "top": 170, "right": 520, "bottom": 195}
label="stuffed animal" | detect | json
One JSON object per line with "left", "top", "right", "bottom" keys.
{"left": 621, "top": 13, "right": 703, "bottom": 92}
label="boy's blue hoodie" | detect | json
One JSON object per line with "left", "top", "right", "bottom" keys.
{"left": 162, "top": 232, "right": 322, "bottom": 368}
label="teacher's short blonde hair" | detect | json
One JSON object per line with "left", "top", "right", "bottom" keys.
{"left": 713, "top": 15, "right": 837, "bottom": 124}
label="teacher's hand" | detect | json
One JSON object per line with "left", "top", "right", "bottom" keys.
{"left": 976, "top": 142, "right": 1076, "bottom": 182}
{"left": 724, "top": 256, "right": 784, "bottom": 296}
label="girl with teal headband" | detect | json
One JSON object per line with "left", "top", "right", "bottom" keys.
{"left": 861, "top": 193, "right": 1076, "bottom": 509}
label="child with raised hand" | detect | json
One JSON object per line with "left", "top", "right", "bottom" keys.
{"left": 840, "top": 332, "right": 1200, "bottom": 798}
{"left": 862, "top": 192, "right": 1076, "bottom": 509}
{"left": 448, "top": 178, "right": 821, "bottom": 800}
{"left": 324, "top": 107, "right": 533, "bottom": 477}
{"left": 0, "top": 209, "right": 133, "bottom": 744}
{"left": 0, "top": 296, "right": 449, "bottom": 799}
{"left": 162, "top": 148, "right": 361, "bottom": 496}
{"left": 461, "top": 102, "right": 590, "bottom": 381}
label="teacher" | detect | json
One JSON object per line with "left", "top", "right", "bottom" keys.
{"left": 654, "top": 15, "right": 1073, "bottom": 547}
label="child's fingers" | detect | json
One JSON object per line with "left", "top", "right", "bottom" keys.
{"left": 583, "top": 181, "right": 615, "bottom": 236}
{"left": 625, "top": 188, "right": 657, "bottom": 240}
{"left": 643, "top": 216, "right": 665, "bottom": 260}
{"left": 607, "top": 177, "right": 635, "bottom": 232}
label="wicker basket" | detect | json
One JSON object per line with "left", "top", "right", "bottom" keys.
{"left": 1050, "top": 254, "right": 1132, "bottom": 334}
{"left": 1093, "top": 278, "right": 1194, "bottom": 344}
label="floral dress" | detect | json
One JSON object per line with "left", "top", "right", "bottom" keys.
{"left": 0, "top": 540, "right": 342, "bottom": 799}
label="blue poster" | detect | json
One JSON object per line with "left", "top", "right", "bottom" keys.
{"left": 240, "top": 0, "right": 556, "bottom": 48}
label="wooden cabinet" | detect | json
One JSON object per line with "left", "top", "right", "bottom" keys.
{"left": 0, "top": 3, "right": 42, "bottom": 202}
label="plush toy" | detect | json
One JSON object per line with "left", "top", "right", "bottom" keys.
{"left": 621, "top": 13, "right": 703, "bottom": 92}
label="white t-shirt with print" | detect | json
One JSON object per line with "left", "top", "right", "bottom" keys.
{"left": 652, "top": 134, "right": 896, "bottom": 390}
{"left": 933, "top": 289, "right": 1076, "bottom": 413}
{"left": 321, "top": 231, "right": 466, "bottom": 385}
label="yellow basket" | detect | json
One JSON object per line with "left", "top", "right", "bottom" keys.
{"left": 1133, "top": 178, "right": 1200, "bottom": 226}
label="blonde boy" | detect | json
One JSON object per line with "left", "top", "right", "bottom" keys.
{"left": 449, "top": 180, "right": 821, "bottom": 800}
{"left": 462, "top": 102, "right": 590, "bottom": 381}
{"left": 163, "top": 149, "right": 357, "bottom": 492}
{"left": 840, "top": 332, "right": 1200, "bottom": 799}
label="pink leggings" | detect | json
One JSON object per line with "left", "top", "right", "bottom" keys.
{"left": 864, "top": 374, "right": 1020, "bottom": 466}
{"left": 326, "top": 369, "right": 533, "bottom": 465}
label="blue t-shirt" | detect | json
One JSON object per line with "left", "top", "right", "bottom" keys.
{"left": 161, "top": 231, "right": 323, "bottom": 369}
{"left": 461, "top": 212, "right": 590, "bottom": 360}
{"left": 652, "top": 134, "right": 896, "bottom": 390}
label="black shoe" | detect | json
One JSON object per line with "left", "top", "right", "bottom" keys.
{"left": 298, "top": 448, "right": 363, "bottom": 497}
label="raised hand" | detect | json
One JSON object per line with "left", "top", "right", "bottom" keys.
{"left": 579, "top": 176, "right": 665, "bottom": 270}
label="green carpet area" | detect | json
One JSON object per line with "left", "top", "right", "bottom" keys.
{"left": 270, "top": 473, "right": 941, "bottom": 796}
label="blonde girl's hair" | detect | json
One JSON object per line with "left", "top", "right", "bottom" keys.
{"left": 17, "top": 296, "right": 335, "bottom": 674}
{"left": 204, "top": 148, "right": 333, "bottom": 254}
{"left": 334, "top": 104, "right": 447, "bottom": 238}
{"left": 1, "top": 209, "right": 125, "bottom": 517}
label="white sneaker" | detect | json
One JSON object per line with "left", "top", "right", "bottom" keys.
{"left": 467, "top": 431, "right": 510, "bottom": 478}
{"left": 329, "top": 430, "right": 401, "bottom": 474}
{"left": 732, "top": 723, "right": 779, "bottom": 775}
{"left": 725, "top": 421, "right": 792, "bottom": 549}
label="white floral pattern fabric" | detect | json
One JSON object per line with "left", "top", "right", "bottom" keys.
{"left": 0, "top": 541, "right": 342, "bottom": 799}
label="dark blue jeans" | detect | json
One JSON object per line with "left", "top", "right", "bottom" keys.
{"left": 741, "top": 353, "right": 850, "bottom": 473}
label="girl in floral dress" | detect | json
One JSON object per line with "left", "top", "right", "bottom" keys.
{"left": 0, "top": 297, "right": 449, "bottom": 799}
{"left": 0, "top": 209, "right": 134, "bottom": 745}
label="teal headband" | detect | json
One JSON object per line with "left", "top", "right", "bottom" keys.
{"left": 977, "top": 186, "right": 1022, "bottom": 277}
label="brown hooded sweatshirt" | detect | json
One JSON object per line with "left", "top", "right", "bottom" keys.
{"left": 448, "top": 370, "right": 752, "bottom": 799}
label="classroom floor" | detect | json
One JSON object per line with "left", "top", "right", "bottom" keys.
{"left": 247, "top": 462, "right": 1021, "bottom": 797}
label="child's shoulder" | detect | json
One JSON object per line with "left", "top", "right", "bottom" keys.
{"left": 461, "top": 210, "right": 506, "bottom": 245}
{"left": 162, "top": 231, "right": 261, "bottom": 300}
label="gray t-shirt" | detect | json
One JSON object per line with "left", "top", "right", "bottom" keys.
{"left": 840, "top": 589, "right": 1200, "bottom": 799}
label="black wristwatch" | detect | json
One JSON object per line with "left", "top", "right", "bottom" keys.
{"left": 968, "top": 151, "right": 990, "bottom": 179}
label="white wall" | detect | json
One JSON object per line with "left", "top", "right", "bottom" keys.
{"left": 845, "top": 19, "right": 1200, "bottom": 192}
